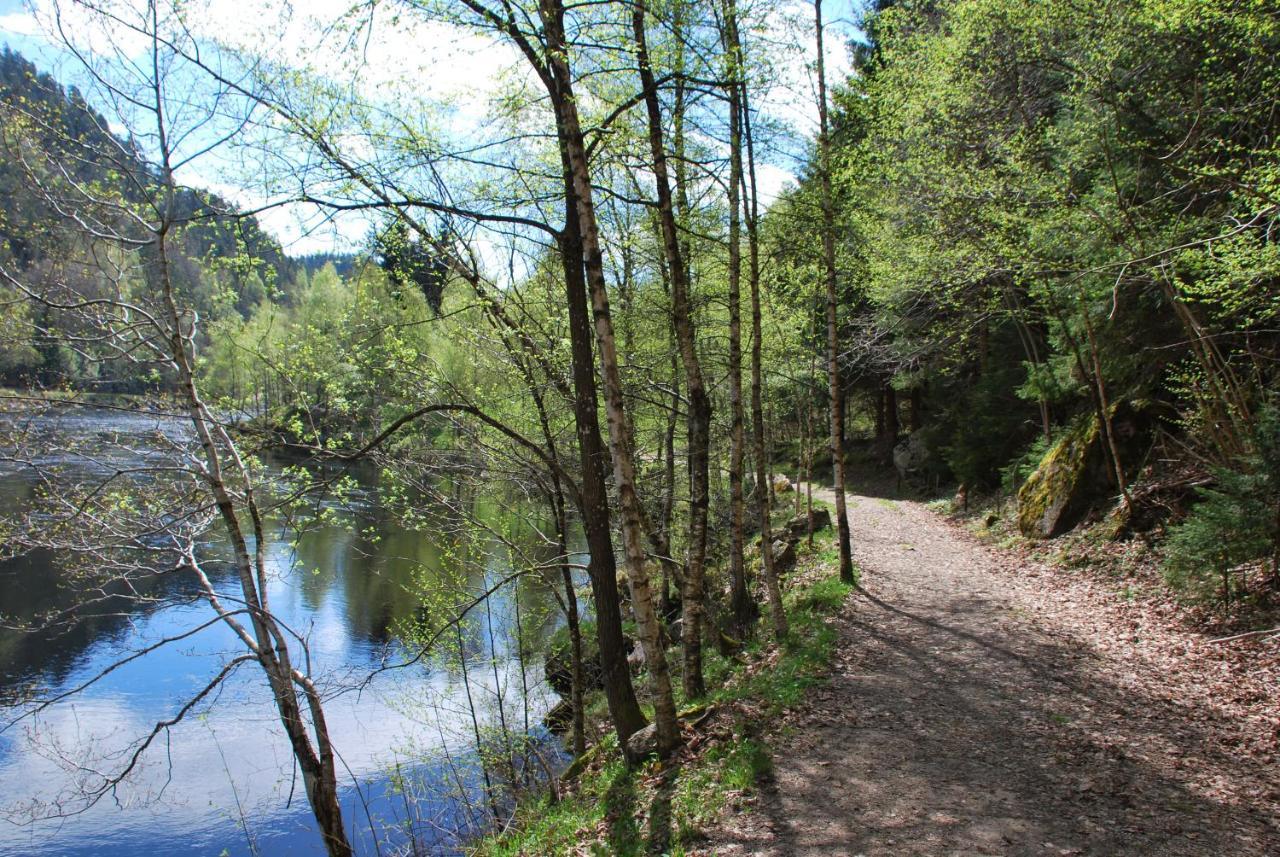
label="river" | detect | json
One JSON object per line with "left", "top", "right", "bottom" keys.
{"left": 0, "top": 405, "right": 572, "bottom": 856}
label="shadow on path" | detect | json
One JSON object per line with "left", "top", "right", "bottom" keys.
{"left": 706, "top": 489, "right": 1279, "bottom": 856}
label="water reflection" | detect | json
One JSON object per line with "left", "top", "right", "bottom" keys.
{"left": 0, "top": 406, "right": 570, "bottom": 856}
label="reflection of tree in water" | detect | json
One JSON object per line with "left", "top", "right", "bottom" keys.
{"left": 361, "top": 471, "right": 574, "bottom": 846}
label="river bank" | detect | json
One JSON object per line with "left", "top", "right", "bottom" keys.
{"left": 471, "top": 517, "right": 850, "bottom": 856}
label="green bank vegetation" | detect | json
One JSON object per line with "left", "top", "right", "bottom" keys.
{"left": 1, "top": 0, "right": 1277, "bottom": 852}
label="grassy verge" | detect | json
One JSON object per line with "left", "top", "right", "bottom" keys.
{"left": 472, "top": 534, "right": 852, "bottom": 856}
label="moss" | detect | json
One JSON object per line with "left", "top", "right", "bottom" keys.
{"left": 1016, "top": 413, "right": 1104, "bottom": 538}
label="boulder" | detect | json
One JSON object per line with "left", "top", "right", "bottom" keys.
{"left": 783, "top": 508, "right": 830, "bottom": 539}
{"left": 625, "top": 722, "right": 659, "bottom": 759}
{"left": 544, "top": 625, "right": 634, "bottom": 698}
{"left": 543, "top": 699, "right": 573, "bottom": 734}
{"left": 893, "top": 431, "right": 930, "bottom": 486}
{"left": 769, "top": 538, "right": 797, "bottom": 574}
{"left": 544, "top": 646, "right": 601, "bottom": 698}
{"left": 1017, "top": 413, "right": 1112, "bottom": 538}
{"left": 771, "top": 474, "right": 795, "bottom": 494}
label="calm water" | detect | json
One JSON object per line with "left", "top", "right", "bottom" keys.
{"left": 0, "top": 406, "right": 570, "bottom": 856}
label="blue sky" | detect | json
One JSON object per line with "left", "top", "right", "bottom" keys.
{"left": 0, "top": 0, "right": 865, "bottom": 256}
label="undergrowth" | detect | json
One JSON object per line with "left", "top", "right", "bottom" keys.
{"left": 472, "top": 536, "right": 851, "bottom": 857}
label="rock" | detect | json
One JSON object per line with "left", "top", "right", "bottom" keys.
{"left": 771, "top": 474, "right": 795, "bottom": 494}
{"left": 625, "top": 722, "right": 659, "bottom": 759}
{"left": 543, "top": 699, "right": 573, "bottom": 733}
{"left": 1016, "top": 413, "right": 1112, "bottom": 538}
{"left": 770, "top": 538, "right": 797, "bottom": 574}
{"left": 544, "top": 646, "right": 599, "bottom": 698}
{"left": 893, "top": 431, "right": 930, "bottom": 486}
{"left": 544, "top": 625, "right": 634, "bottom": 698}
{"left": 783, "top": 508, "right": 830, "bottom": 539}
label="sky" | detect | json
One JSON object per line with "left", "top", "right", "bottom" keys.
{"left": 0, "top": 0, "right": 862, "bottom": 258}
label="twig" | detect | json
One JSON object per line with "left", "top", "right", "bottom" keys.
{"left": 1207, "top": 627, "right": 1280, "bottom": 645}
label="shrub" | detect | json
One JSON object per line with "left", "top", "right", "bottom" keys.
{"left": 1163, "top": 403, "right": 1280, "bottom": 603}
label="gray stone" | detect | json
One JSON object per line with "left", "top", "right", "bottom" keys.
{"left": 625, "top": 722, "right": 659, "bottom": 759}
{"left": 770, "top": 538, "right": 797, "bottom": 574}
{"left": 785, "top": 508, "right": 830, "bottom": 538}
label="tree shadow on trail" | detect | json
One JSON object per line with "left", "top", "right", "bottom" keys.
{"left": 602, "top": 763, "right": 641, "bottom": 856}
{"left": 854, "top": 583, "right": 1089, "bottom": 688}
{"left": 646, "top": 764, "right": 677, "bottom": 855}
{"left": 757, "top": 586, "right": 1280, "bottom": 856}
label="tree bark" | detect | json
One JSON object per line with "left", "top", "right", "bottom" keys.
{"left": 556, "top": 180, "right": 648, "bottom": 746}
{"left": 634, "top": 0, "right": 712, "bottom": 699}
{"left": 545, "top": 0, "right": 680, "bottom": 756}
{"left": 732, "top": 0, "right": 787, "bottom": 640}
{"left": 814, "top": 0, "right": 856, "bottom": 584}
{"left": 884, "top": 384, "right": 899, "bottom": 441}
{"left": 151, "top": 114, "right": 352, "bottom": 853}
{"left": 720, "top": 0, "right": 752, "bottom": 637}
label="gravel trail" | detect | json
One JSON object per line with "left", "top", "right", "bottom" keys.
{"left": 702, "top": 486, "right": 1280, "bottom": 856}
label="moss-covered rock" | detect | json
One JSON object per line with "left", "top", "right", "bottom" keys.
{"left": 1017, "top": 413, "right": 1110, "bottom": 538}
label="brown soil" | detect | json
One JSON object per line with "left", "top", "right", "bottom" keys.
{"left": 699, "top": 485, "right": 1280, "bottom": 856}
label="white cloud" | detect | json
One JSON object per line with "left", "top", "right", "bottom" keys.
{"left": 195, "top": 0, "right": 519, "bottom": 119}
{"left": 0, "top": 10, "right": 40, "bottom": 37}
{"left": 751, "top": 0, "right": 859, "bottom": 169}
{"left": 756, "top": 162, "right": 796, "bottom": 208}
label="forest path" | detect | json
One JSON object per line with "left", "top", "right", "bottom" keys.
{"left": 702, "top": 484, "right": 1280, "bottom": 856}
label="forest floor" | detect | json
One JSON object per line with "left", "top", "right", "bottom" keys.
{"left": 697, "top": 480, "right": 1280, "bottom": 856}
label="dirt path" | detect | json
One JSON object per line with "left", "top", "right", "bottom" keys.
{"left": 702, "top": 486, "right": 1280, "bottom": 856}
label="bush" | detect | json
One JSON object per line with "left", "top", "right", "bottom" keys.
{"left": 1163, "top": 403, "right": 1280, "bottom": 603}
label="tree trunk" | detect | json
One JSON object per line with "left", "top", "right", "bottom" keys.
{"left": 520, "top": 352, "right": 589, "bottom": 760}
{"left": 875, "top": 386, "right": 886, "bottom": 440}
{"left": 884, "top": 384, "right": 899, "bottom": 441}
{"left": 554, "top": 492, "right": 586, "bottom": 758}
{"left": 814, "top": 0, "right": 856, "bottom": 584}
{"left": 733, "top": 0, "right": 788, "bottom": 640}
{"left": 546, "top": 0, "right": 680, "bottom": 757}
{"left": 158, "top": 217, "right": 352, "bottom": 857}
{"left": 634, "top": 0, "right": 711, "bottom": 699}
{"left": 555, "top": 182, "right": 648, "bottom": 747}
{"left": 721, "top": 0, "right": 752, "bottom": 637}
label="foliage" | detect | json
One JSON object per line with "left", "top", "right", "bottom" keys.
{"left": 755, "top": 0, "right": 1280, "bottom": 596}
{"left": 475, "top": 563, "right": 850, "bottom": 857}
{"left": 1163, "top": 402, "right": 1280, "bottom": 602}
{"left": 0, "top": 48, "right": 293, "bottom": 391}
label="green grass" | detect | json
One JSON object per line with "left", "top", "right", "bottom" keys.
{"left": 472, "top": 566, "right": 852, "bottom": 857}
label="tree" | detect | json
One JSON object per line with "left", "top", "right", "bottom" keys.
{"left": 632, "top": 0, "right": 713, "bottom": 699}
{"left": 732, "top": 0, "right": 789, "bottom": 640}
{"left": 0, "top": 3, "right": 352, "bottom": 852}
{"left": 813, "top": 0, "right": 856, "bottom": 583}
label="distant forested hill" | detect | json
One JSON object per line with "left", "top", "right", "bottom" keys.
{"left": 0, "top": 47, "right": 298, "bottom": 390}
{"left": 295, "top": 252, "right": 363, "bottom": 280}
